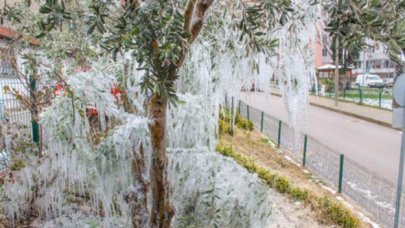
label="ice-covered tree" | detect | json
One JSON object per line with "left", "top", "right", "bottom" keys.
{"left": 1, "top": 0, "right": 319, "bottom": 227}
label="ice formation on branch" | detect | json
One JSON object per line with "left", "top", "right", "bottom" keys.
{"left": 1, "top": 0, "right": 319, "bottom": 226}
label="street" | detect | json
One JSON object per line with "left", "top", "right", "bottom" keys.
{"left": 241, "top": 92, "right": 401, "bottom": 184}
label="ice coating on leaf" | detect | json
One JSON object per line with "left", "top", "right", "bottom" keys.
{"left": 168, "top": 148, "right": 273, "bottom": 228}
{"left": 277, "top": 1, "right": 319, "bottom": 133}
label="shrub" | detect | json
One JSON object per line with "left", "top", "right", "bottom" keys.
{"left": 219, "top": 119, "right": 230, "bottom": 135}
{"left": 256, "top": 167, "right": 276, "bottom": 185}
{"left": 218, "top": 109, "right": 254, "bottom": 136}
{"left": 235, "top": 113, "right": 254, "bottom": 131}
{"left": 274, "top": 176, "right": 290, "bottom": 193}
{"left": 290, "top": 187, "right": 309, "bottom": 202}
{"left": 317, "top": 197, "right": 359, "bottom": 228}
{"left": 11, "top": 158, "right": 25, "bottom": 171}
{"left": 259, "top": 137, "right": 269, "bottom": 144}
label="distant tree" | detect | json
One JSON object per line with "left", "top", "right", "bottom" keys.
{"left": 325, "top": 0, "right": 405, "bottom": 90}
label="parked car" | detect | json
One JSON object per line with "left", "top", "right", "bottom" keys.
{"left": 355, "top": 74, "right": 384, "bottom": 88}
{"left": 383, "top": 77, "right": 394, "bottom": 88}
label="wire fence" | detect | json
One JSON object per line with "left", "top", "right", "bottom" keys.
{"left": 239, "top": 100, "right": 403, "bottom": 228}
{"left": 310, "top": 87, "right": 393, "bottom": 110}
{"left": 0, "top": 76, "right": 31, "bottom": 127}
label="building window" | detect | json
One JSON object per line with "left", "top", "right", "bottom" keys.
{"left": 385, "top": 60, "right": 390, "bottom": 68}
{"left": 322, "top": 48, "right": 328, "bottom": 57}
{"left": 322, "top": 35, "right": 328, "bottom": 45}
{"left": 375, "top": 60, "right": 381, "bottom": 69}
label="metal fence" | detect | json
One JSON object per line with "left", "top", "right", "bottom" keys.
{"left": 239, "top": 101, "right": 403, "bottom": 228}
{"left": 0, "top": 76, "right": 31, "bottom": 127}
{"left": 311, "top": 87, "right": 393, "bottom": 110}
{"left": 0, "top": 76, "right": 32, "bottom": 174}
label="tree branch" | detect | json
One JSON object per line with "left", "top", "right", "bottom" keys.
{"left": 184, "top": 0, "right": 197, "bottom": 34}
{"left": 188, "top": 0, "right": 214, "bottom": 44}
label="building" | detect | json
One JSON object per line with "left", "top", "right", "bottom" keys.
{"left": 314, "top": 18, "right": 353, "bottom": 87}
{"left": 352, "top": 40, "right": 397, "bottom": 79}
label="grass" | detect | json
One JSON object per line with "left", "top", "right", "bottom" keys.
{"left": 312, "top": 88, "right": 393, "bottom": 110}
{"left": 319, "top": 88, "right": 392, "bottom": 100}
{"left": 340, "top": 89, "right": 392, "bottom": 100}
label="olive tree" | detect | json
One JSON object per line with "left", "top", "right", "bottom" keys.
{"left": 1, "top": 0, "right": 316, "bottom": 227}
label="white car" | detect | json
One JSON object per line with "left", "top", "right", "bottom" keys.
{"left": 383, "top": 77, "right": 394, "bottom": 88}
{"left": 355, "top": 74, "right": 384, "bottom": 88}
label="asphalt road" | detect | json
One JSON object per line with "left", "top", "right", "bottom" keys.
{"left": 240, "top": 92, "right": 401, "bottom": 184}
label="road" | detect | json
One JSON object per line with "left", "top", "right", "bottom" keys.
{"left": 241, "top": 92, "right": 401, "bottom": 184}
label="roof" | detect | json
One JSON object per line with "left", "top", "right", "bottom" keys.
{"left": 0, "top": 27, "right": 18, "bottom": 39}
{"left": 0, "top": 26, "right": 39, "bottom": 46}
{"left": 317, "top": 64, "right": 354, "bottom": 71}
{"left": 317, "top": 64, "right": 342, "bottom": 70}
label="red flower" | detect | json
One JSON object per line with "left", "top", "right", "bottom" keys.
{"left": 54, "top": 83, "right": 65, "bottom": 96}
{"left": 111, "top": 85, "right": 126, "bottom": 100}
{"left": 86, "top": 107, "right": 99, "bottom": 118}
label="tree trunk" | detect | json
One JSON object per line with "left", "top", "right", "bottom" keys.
{"left": 125, "top": 143, "right": 149, "bottom": 227}
{"left": 147, "top": 95, "right": 174, "bottom": 228}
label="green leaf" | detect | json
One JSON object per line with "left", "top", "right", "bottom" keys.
{"left": 39, "top": 6, "right": 52, "bottom": 14}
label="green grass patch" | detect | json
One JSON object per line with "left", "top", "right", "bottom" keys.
{"left": 341, "top": 89, "right": 392, "bottom": 100}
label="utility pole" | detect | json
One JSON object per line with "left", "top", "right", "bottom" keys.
{"left": 334, "top": 36, "right": 339, "bottom": 107}
{"left": 393, "top": 67, "right": 405, "bottom": 228}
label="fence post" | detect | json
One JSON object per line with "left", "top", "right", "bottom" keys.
{"left": 338, "top": 154, "right": 345, "bottom": 193}
{"left": 303, "top": 135, "right": 308, "bottom": 166}
{"left": 247, "top": 105, "right": 250, "bottom": 121}
{"left": 379, "top": 90, "right": 382, "bottom": 108}
{"left": 343, "top": 89, "right": 346, "bottom": 100}
{"left": 359, "top": 87, "right": 363, "bottom": 104}
{"left": 230, "top": 97, "right": 234, "bottom": 136}
{"left": 30, "top": 75, "right": 39, "bottom": 145}
{"left": 231, "top": 97, "right": 234, "bottom": 112}
{"left": 260, "top": 111, "right": 264, "bottom": 132}
{"left": 277, "top": 120, "right": 282, "bottom": 148}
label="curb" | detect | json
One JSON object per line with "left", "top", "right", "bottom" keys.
{"left": 270, "top": 92, "right": 393, "bottom": 129}
{"left": 309, "top": 103, "right": 392, "bottom": 129}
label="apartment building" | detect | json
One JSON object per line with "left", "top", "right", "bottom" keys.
{"left": 352, "top": 40, "right": 397, "bottom": 79}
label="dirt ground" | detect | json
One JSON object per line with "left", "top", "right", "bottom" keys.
{"left": 220, "top": 128, "right": 376, "bottom": 228}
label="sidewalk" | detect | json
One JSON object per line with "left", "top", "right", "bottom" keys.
{"left": 270, "top": 89, "right": 393, "bottom": 128}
